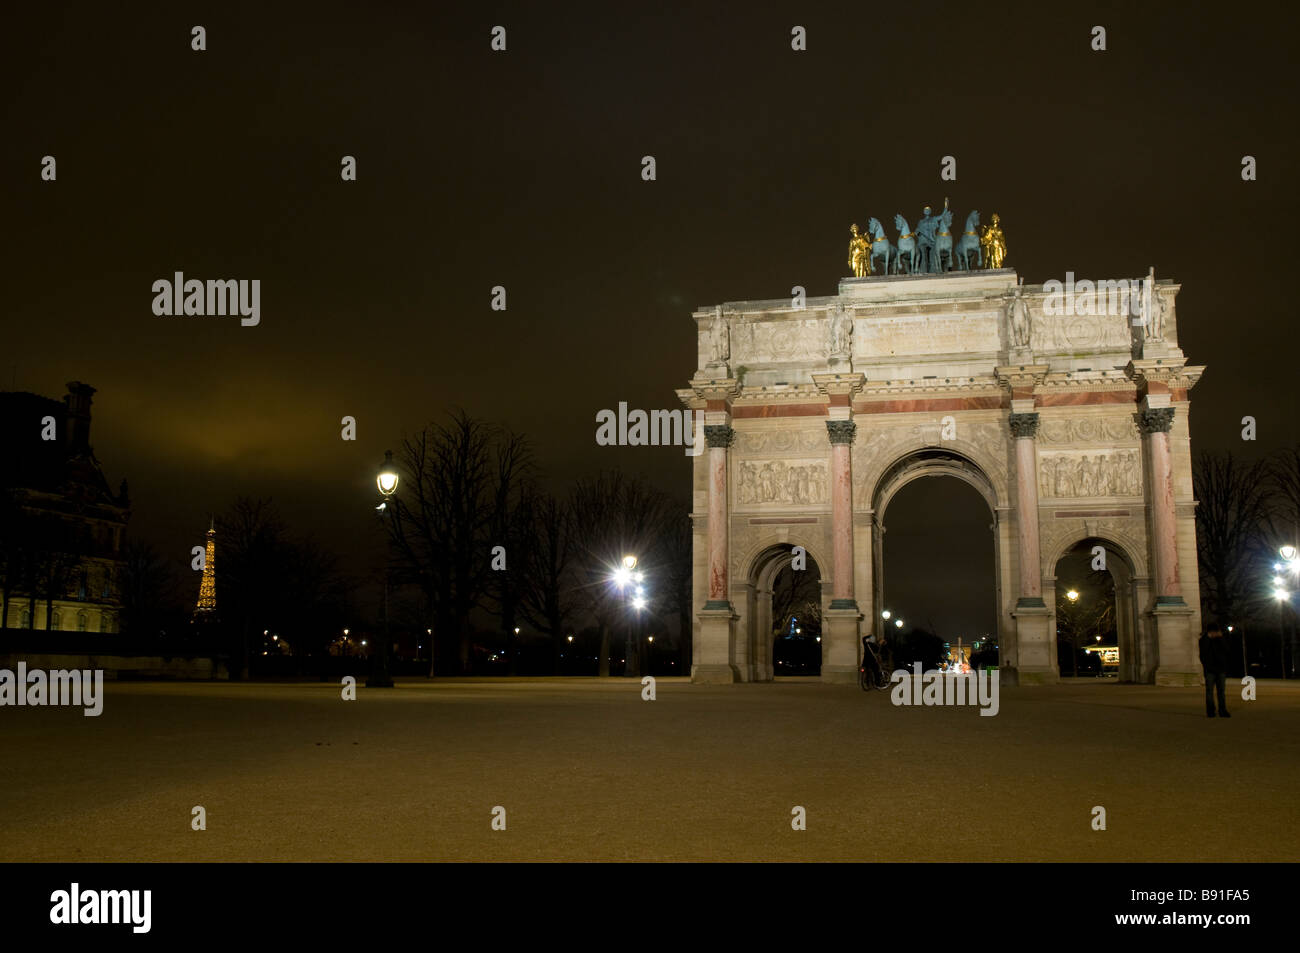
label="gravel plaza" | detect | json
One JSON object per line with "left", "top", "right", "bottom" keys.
{"left": 2, "top": 677, "right": 1295, "bottom": 863}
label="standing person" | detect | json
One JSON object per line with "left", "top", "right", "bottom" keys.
{"left": 1199, "top": 623, "right": 1230, "bottom": 718}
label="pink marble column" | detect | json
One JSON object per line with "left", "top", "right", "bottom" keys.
{"left": 1140, "top": 407, "right": 1183, "bottom": 603}
{"left": 1009, "top": 413, "right": 1044, "bottom": 606}
{"left": 704, "top": 425, "right": 733, "bottom": 607}
{"left": 826, "top": 420, "right": 857, "bottom": 609}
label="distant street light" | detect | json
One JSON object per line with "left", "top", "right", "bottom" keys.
{"left": 894, "top": 618, "right": 903, "bottom": 629}
{"left": 1066, "top": 590, "right": 1079, "bottom": 602}
{"left": 882, "top": 610, "right": 892, "bottom": 620}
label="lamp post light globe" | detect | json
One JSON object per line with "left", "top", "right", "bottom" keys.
{"left": 377, "top": 450, "right": 399, "bottom": 497}
{"left": 882, "top": 610, "right": 892, "bottom": 620}
{"left": 1066, "top": 590, "right": 1079, "bottom": 602}
{"left": 1281, "top": 545, "right": 1297, "bottom": 561}
{"left": 622, "top": 555, "right": 638, "bottom": 571}
{"left": 895, "top": 618, "right": 904, "bottom": 629}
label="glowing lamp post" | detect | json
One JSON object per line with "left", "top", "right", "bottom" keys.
{"left": 369, "top": 450, "right": 399, "bottom": 688}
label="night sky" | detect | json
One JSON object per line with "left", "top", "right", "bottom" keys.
{"left": 5, "top": 1, "right": 1296, "bottom": 636}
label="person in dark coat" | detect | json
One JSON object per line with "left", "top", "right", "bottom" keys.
{"left": 1199, "top": 623, "right": 1230, "bottom": 718}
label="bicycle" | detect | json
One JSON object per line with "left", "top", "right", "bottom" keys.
{"left": 859, "top": 646, "right": 891, "bottom": 692}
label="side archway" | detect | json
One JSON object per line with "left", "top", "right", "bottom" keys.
{"left": 1046, "top": 536, "right": 1151, "bottom": 683}
{"left": 740, "top": 540, "right": 828, "bottom": 682}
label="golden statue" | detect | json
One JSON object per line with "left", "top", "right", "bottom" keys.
{"left": 980, "top": 213, "right": 1007, "bottom": 269}
{"left": 847, "top": 223, "right": 871, "bottom": 277}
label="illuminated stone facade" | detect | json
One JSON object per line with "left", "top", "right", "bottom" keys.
{"left": 680, "top": 269, "right": 1203, "bottom": 686}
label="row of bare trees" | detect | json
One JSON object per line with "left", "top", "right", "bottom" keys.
{"left": 382, "top": 411, "right": 691, "bottom": 676}
{"left": 0, "top": 496, "right": 82, "bottom": 631}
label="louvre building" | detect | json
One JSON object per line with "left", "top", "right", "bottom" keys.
{"left": 0, "top": 381, "right": 130, "bottom": 633}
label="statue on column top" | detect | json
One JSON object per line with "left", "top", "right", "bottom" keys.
{"left": 1141, "top": 266, "right": 1167, "bottom": 342}
{"left": 708, "top": 305, "right": 730, "bottom": 366}
{"left": 1007, "top": 279, "right": 1031, "bottom": 348}
{"left": 847, "top": 224, "right": 871, "bottom": 277}
{"left": 980, "top": 213, "right": 1007, "bottom": 269}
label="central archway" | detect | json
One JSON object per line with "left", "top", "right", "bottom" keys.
{"left": 868, "top": 448, "right": 1006, "bottom": 670}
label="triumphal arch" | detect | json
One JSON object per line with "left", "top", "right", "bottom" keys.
{"left": 678, "top": 222, "right": 1204, "bottom": 686}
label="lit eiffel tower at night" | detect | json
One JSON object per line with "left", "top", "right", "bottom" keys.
{"left": 193, "top": 517, "right": 217, "bottom": 620}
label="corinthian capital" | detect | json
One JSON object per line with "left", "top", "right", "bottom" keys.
{"left": 826, "top": 420, "right": 857, "bottom": 445}
{"left": 704, "top": 425, "right": 735, "bottom": 449}
{"left": 1008, "top": 412, "right": 1040, "bottom": 439}
{"left": 1138, "top": 407, "right": 1175, "bottom": 434}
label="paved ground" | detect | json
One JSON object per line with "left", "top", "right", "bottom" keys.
{"left": 1, "top": 676, "right": 1296, "bottom": 862}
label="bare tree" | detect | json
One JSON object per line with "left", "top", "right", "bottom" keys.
{"left": 1056, "top": 572, "right": 1116, "bottom": 676}
{"left": 486, "top": 431, "right": 535, "bottom": 674}
{"left": 770, "top": 563, "right": 822, "bottom": 638}
{"left": 1195, "top": 451, "right": 1273, "bottom": 629}
{"left": 656, "top": 508, "right": 694, "bottom": 673}
{"left": 516, "top": 489, "right": 577, "bottom": 673}
{"left": 383, "top": 411, "right": 532, "bottom": 675}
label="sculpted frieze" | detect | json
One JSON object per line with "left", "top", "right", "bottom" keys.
{"left": 1038, "top": 449, "right": 1141, "bottom": 498}
{"left": 736, "top": 458, "right": 829, "bottom": 506}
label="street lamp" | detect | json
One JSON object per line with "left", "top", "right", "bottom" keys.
{"left": 894, "top": 618, "right": 904, "bottom": 629}
{"left": 882, "top": 610, "right": 892, "bottom": 620}
{"left": 369, "top": 450, "right": 398, "bottom": 688}
{"left": 377, "top": 450, "right": 399, "bottom": 497}
{"left": 1066, "top": 590, "right": 1079, "bottom": 602}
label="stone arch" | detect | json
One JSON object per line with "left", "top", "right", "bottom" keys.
{"left": 872, "top": 447, "right": 1000, "bottom": 517}
{"left": 739, "top": 539, "right": 829, "bottom": 682}
{"left": 1045, "top": 535, "right": 1151, "bottom": 683}
{"left": 1043, "top": 531, "right": 1146, "bottom": 585}
{"left": 855, "top": 426, "right": 1012, "bottom": 513}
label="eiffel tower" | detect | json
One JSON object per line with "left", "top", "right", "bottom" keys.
{"left": 193, "top": 517, "right": 218, "bottom": 620}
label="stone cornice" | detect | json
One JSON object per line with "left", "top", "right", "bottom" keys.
{"left": 732, "top": 383, "right": 826, "bottom": 406}
{"left": 690, "top": 378, "right": 742, "bottom": 403}
{"left": 995, "top": 364, "right": 1051, "bottom": 390}
{"left": 1125, "top": 358, "right": 1188, "bottom": 389}
{"left": 811, "top": 372, "right": 866, "bottom": 399}
{"left": 858, "top": 377, "right": 1002, "bottom": 397}
{"left": 1039, "top": 370, "right": 1140, "bottom": 393}
{"left": 675, "top": 387, "right": 705, "bottom": 410}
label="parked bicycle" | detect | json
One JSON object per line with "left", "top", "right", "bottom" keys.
{"left": 859, "top": 636, "right": 891, "bottom": 692}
